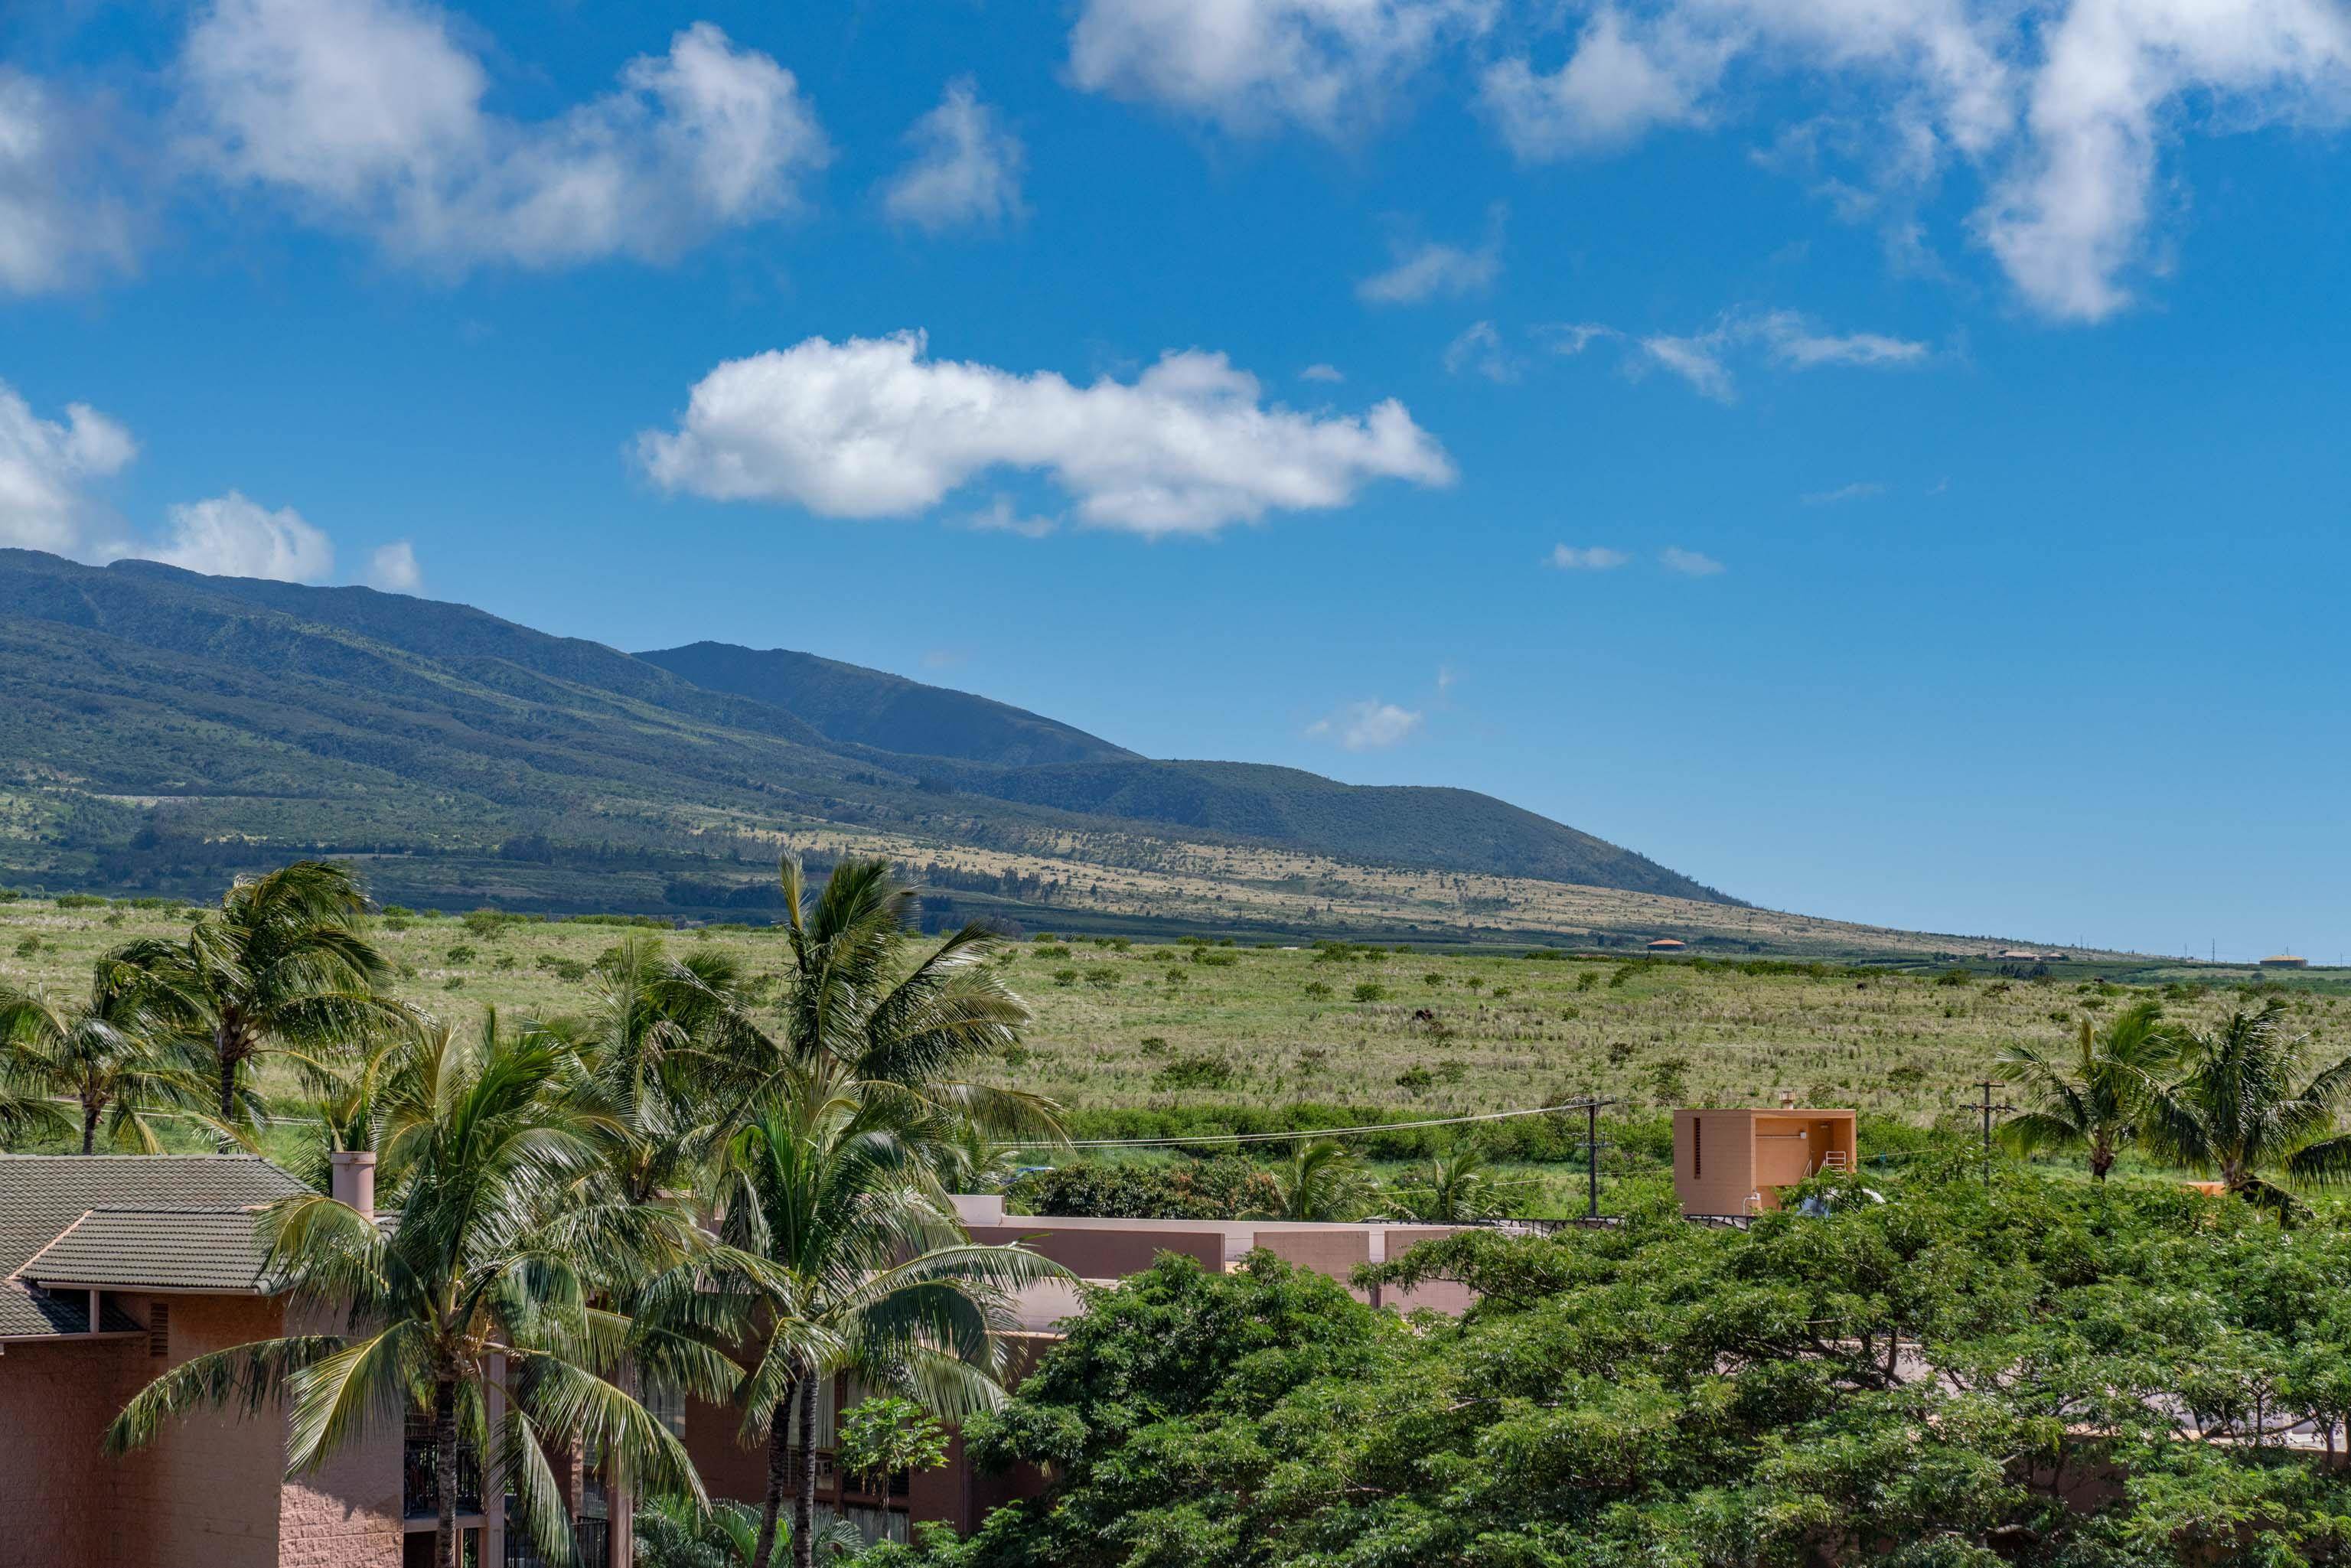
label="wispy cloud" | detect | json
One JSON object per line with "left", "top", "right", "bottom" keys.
{"left": 959, "top": 496, "right": 1059, "bottom": 539}
{"left": 1306, "top": 699, "right": 1423, "bottom": 751}
{"left": 1638, "top": 333, "right": 1736, "bottom": 401}
{"left": 882, "top": 77, "right": 1026, "bottom": 233}
{"left": 1442, "top": 320, "right": 1518, "bottom": 382}
{"left": 1357, "top": 206, "right": 1505, "bottom": 305}
{"left": 367, "top": 540, "right": 422, "bottom": 592}
{"left": 1802, "top": 481, "right": 1886, "bottom": 505}
{"left": 1535, "top": 322, "right": 1619, "bottom": 356}
{"left": 1661, "top": 546, "right": 1725, "bottom": 576}
{"left": 1548, "top": 544, "right": 1631, "bottom": 571}
{"left": 1299, "top": 363, "right": 1345, "bottom": 383}
{"left": 1629, "top": 308, "right": 1928, "bottom": 401}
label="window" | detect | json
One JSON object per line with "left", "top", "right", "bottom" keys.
{"left": 148, "top": 1300, "right": 169, "bottom": 1357}
{"left": 644, "top": 1381, "right": 686, "bottom": 1441}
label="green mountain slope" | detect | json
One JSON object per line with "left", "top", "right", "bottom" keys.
{"left": 639, "top": 642, "right": 1133, "bottom": 766}
{"left": 0, "top": 550, "right": 1740, "bottom": 932}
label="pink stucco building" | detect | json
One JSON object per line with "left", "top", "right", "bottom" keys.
{"left": 2, "top": 1155, "right": 1469, "bottom": 1566}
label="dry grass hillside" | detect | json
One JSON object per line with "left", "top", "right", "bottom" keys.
{"left": 3, "top": 895, "right": 2334, "bottom": 1129}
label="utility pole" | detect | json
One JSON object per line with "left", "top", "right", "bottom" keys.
{"left": 1586, "top": 1100, "right": 1600, "bottom": 1220}
{"left": 1969, "top": 1081, "right": 2015, "bottom": 1185}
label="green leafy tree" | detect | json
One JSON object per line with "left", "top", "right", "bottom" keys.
{"left": 836, "top": 1394, "right": 951, "bottom": 1499}
{"left": 1997, "top": 1001, "right": 2177, "bottom": 1179}
{"left": 178, "top": 861, "right": 420, "bottom": 1126}
{"left": 635, "top": 1494, "right": 862, "bottom": 1568}
{"left": 2141, "top": 1002, "right": 2351, "bottom": 1211}
{"left": 0, "top": 940, "right": 217, "bottom": 1152}
{"left": 106, "top": 1013, "right": 722, "bottom": 1568}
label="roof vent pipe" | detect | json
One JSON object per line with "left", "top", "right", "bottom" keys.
{"left": 329, "top": 1151, "right": 377, "bottom": 1221}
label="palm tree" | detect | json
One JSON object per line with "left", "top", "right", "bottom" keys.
{"left": 654, "top": 1072, "right": 1069, "bottom": 1568}
{"left": 1997, "top": 1001, "right": 2177, "bottom": 1180}
{"left": 568, "top": 934, "right": 777, "bottom": 1205}
{"left": 0, "top": 940, "right": 218, "bottom": 1153}
{"left": 1388, "top": 1140, "right": 1515, "bottom": 1222}
{"left": 763, "top": 857, "right": 1061, "bottom": 1155}
{"left": 1266, "top": 1138, "right": 1374, "bottom": 1221}
{"left": 106, "top": 1012, "right": 726, "bottom": 1568}
{"left": 179, "top": 860, "right": 419, "bottom": 1127}
{"left": 2139, "top": 1002, "right": 2351, "bottom": 1212}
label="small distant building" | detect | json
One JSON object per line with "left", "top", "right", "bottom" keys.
{"left": 1646, "top": 937, "right": 1688, "bottom": 953}
{"left": 1674, "top": 1107, "right": 1859, "bottom": 1218}
{"left": 2261, "top": 955, "right": 2310, "bottom": 969}
{"left": 1996, "top": 950, "right": 2043, "bottom": 962}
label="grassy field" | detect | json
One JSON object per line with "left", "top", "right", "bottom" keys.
{"left": 5, "top": 894, "right": 2342, "bottom": 1136}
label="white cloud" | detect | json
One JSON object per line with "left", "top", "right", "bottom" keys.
{"left": 367, "top": 540, "right": 422, "bottom": 591}
{"left": 1442, "top": 320, "right": 1518, "bottom": 381}
{"left": 1435, "top": 663, "right": 1456, "bottom": 693}
{"left": 1356, "top": 207, "right": 1504, "bottom": 304}
{"left": 1068, "top": 0, "right": 1493, "bottom": 135}
{"left": 637, "top": 331, "right": 1454, "bottom": 537}
{"left": 134, "top": 491, "right": 335, "bottom": 582}
{"left": 1306, "top": 698, "right": 1423, "bottom": 750}
{"left": 0, "top": 72, "right": 139, "bottom": 295}
{"left": 1756, "top": 310, "right": 1929, "bottom": 367}
{"left": 882, "top": 77, "right": 1025, "bottom": 233}
{"left": 1661, "top": 545, "right": 1725, "bottom": 576}
{"left": 1475, "top": 0, "right": 2351, "bottom": 320}
{"left": 1982, "top": 0, "right": 2351, "bottom": 321}
{"left": 1802, "top": 481, "right": 1885, "bottom": 504}
{"left": 180, "top": 2, "right": 829, "bottom": 270}
{"left": 0, "top": 383, "right": 138, "bottom": 554}
{"left": 1299, "top": 363, "right": 1346, "bottom": 383}
{"left": 1548, "top": 544, "right": 1631, "bottom": 571}
{"left": 1479, "top": 7, "right": 1724, "bottom": 157}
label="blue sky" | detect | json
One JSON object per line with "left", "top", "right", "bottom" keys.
{"left": 5, "top": 0, "right": 2349, "bottom": 960}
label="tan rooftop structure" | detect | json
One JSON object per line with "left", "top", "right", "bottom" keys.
{"left": 2261, "top": 955, "right": 2310, "bottom": 969}
{"left": 1646, "top": 938, "right": 1688, "bottom": 952}
{"left": 1673, "top": 1107, "right": 1859, "bottom": 1218}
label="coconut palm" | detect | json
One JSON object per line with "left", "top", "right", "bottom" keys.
{"left": 1388, "top": 1139, "right": 1516, "bottom": 1222}
{"left": 0, "top": 940, "right": 220, "bottom": 1153}
{"left": 2138, "top": 1002, "right": 2351, "bottom": 1212}
{"left": 1997, "top": 1001, "right": 2178, "bottom": 1180}
{"left": 106, "top": 1012, "right": 728, "bottom": 1568}
{"left": 634, "top": 1492, "right": 863, "bottom": 1567}
{"left": 568, "top": 934, "right": 777, "bottom": 1205}
{"left": 179, "top": 860, "right": 420, "bottom": 1128}
{"left": 1265, "top": 1138, "right": 1374, "bottom": 1221}
{"left": 761, "top": 857, "right": 1061, "bottom": 1156}
{"left": 650, "top": 1072, "right": 1069, "bottom": 1568}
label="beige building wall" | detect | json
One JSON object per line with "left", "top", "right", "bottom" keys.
{"left": 1253, "top": 1228, "right": 1372, "bottom": 1302}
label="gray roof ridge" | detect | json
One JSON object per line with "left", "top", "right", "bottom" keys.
{"left": 9, "top": 1209, "right": 96, "bottom": 1283}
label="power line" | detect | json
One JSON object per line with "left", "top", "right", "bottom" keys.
{"left": 1004, "top": 1097, "right": 1613, "bottom": 1151}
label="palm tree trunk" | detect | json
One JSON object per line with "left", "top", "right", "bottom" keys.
{"left": 794, "top": 1370, "right": 820, "bottom": 1568}
{"left": 81, "top": 1100, "right": 99, "bottom": 1156}
{"left": 751, "top": 1377, "right": 799, "bottom": 1568}
{"left": 434, "top": 1381, "right": 460, "bottom": 1568}
{"left": 215, "top": 1026, "right": 240, "bottom": 1140}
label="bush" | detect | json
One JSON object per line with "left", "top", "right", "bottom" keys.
{"left": 1052, "top": 967, "right": 1081, "bottom": 987}
{"left": 1303, "top": 981, "right": 1333, "bottom": 1001}
{"left": 1155, "top": 1054, "right": 1236, "bottom": 1091}
{"left": 1191, "top": 949, "right": 1238, "bottom": 967}
{"left": 536, "top": 955, "right": 589, "bottom": 982}
{"left": 1137, "top": 1035, "right": 1171, "bottom": 1057}
{"left": 1034, "top": 944, "right": 1072, "bottom": 960}
{"left": 1396, "top": 1065, "right": 1435, "bottom": 1091}
{"left": 445, "top": 944, "right": 478, "bottom": 965}
{"left": 1352, "top": 982, "right": 1387, "bottom": 1002}
{"left": 1084, "top": 964, "right": 1120, "bottom": 990}
{"left": 55, "top": 893, "right": 106, "bottom": 909}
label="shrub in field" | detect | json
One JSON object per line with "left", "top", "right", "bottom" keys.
{"left": 1155, "top": 1054, "right": 1235, "bottom": 1091}
{"left": 1352, "top": 982, "right": 1387, "bottom": 1002}
{"left": 1052, "top": 967, "right": 1081, "bottom": 987}
{"left": 1395, "top": 1064, "right": 1434, "bottom": 1091}
{"left": 1303, "top": 981, "right": 1333, "bottom": 1000}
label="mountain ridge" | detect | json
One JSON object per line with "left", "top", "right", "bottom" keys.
{"left": 0, "top": 549, "right": 1748, "bottom": 938}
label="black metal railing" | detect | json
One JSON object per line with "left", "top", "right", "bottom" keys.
{"left": 402, "top": 1439, "right": 483, "bottom": 1518}
{"left": 572, "top": 1517, "right": 611, "bottom": 1568}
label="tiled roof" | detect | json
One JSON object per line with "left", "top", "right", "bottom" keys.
{"left": 0, "top": 1154, "right": 308, "bottom": 1338}
{"left": 18, "top": 1208, "right": 284, "bottom": 1293}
